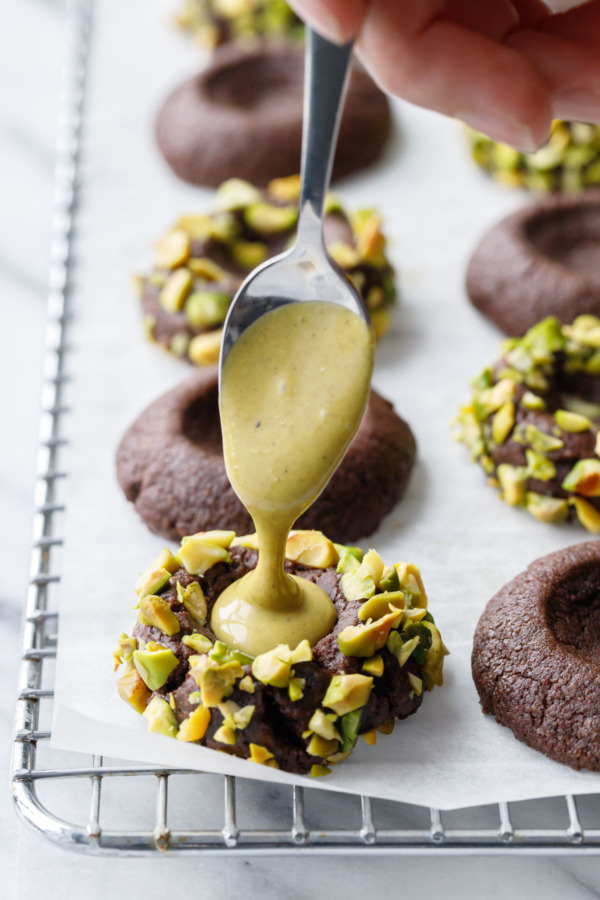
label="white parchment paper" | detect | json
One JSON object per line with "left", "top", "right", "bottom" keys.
{"left": 51, "top": 0, "right": 600, "bottom": 810}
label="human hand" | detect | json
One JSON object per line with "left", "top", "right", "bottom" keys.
{"left": 287, "top": 0, "right": 600, "bottom": 151}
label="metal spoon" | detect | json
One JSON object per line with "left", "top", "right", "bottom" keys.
{"left": 218, "top": 29, "right": 370, "bottom": 378}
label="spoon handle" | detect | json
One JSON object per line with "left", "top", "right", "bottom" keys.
{"left": 298, "top": 29, "right": 354, "bottom": 236}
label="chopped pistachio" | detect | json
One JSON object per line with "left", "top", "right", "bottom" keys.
{"left": 285, "top": 530, "right": 337, "bottom": 568}
{"left": 188, "top": 330, "right": 223, "bottom": 366}
{"left": 185, "top": 291, "right": 230, "bottom": 329}
{"left": 308, "top": 709, "right": 341, "bottom": 742}
{"left": 362, "top": 655, "right": 384, "bottom": 677}
{"left": 555, "top": 409, "right": 591, "bottom": 432}
{"left": 337, "top": 611, "right": 399, "bottom": 658}
{"left": 159, "top": 268, "right": 192, "bottom": 313}
{"left": 143, "top": 696, "right": 178, "bottom": 738}
{"left": 154, "top": 229, "right": 190, "bottom": 269}
{"left": 117, "top": 668, "right": 150, "bottom": 714}
{"left": 310, "top": 765, "right": 331, "bottom": 777}
{"left": 215, "top": 178, "right": 261, "bottom": 212}
{"left": 322, "top": 674, "right": 373, "bottom": 716}
{"left": 139, "top": 595, "right": 181, "bottom": 637}
{"left": 190, "top": 655, "right": 244, "bottom": 707}
{"left": 358, "top": 592, "right": 405, "bottom": 622}
{"left": 230, "top": 239, "right": 268, "bottom": 270}
{"left": 267, "top": 174, "right": 301, "bottom": 203}
{"left": 522, "top": 391, "right": 546, "bottom": 411}
{"left": 525, "top": 449, "right": 556, "bottom": 482}
{"left": 182, "top": 632, "right": 213, "bottom": 654}
{"left": 251, "top": 645, "right": 292, "bottom": 687}
{"left": 408, "top": 673, "right": 423, "bottom": 696}
{"left": 377, "top": 718, "right": 395, "bottom": 735}
{"left": 176, "top": 581, "right": 207, "bottom": 626}
{"left": 526, "top": 493, "right": 569, "bottom": 524}
{"left": 492, "top": 401, "right": 515, "bottom": 444}
{"left": 327, "top": 241, "right": 360, "bottom": 268}
{"left": 178, "top": 535, "right": 232, "bottom": 575}
{"left": 244, "top": 201, "right": 298, "bottom": 234}
{"left": 177, "top": 705, "right": 211, "bottom": 743}
{"left": 133, "top": 646, "right": 179, "bottom": 692}
{"left": 238, "top": 675, "right": 255, "bottom": 694}
{"left": 497, "top": 464, "right": 528, "bottom": 506}
{"left": 186, "top": 256, "right": 228, "bottom": 281}
{"left": 571, "top": 496, "right": 600, "bottom": 533}
{"left": 249, "top": 743, "right": 277, "bottom": 766}
{"left": 562, "top": 459, "right": 600, "bottom": 496}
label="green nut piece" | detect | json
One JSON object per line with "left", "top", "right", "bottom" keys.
{"left": 358, "top": 592, "right": 405, "bottom": 622}
{"left": 340, "top": 549, "right": 384, "bottom": 602}
{"left": 555, "top": 409, "right": 591, "bottom": 432}
{"left": 190, "top": 655, "right": 245, "bottom": 707}
{"left": 230, "top": 240, "right": 268, "bottom": 270}
{"left": 336, "top": 551, "right": 361, "bottom": 576}
{"left": 135, "top": 550, "right": 180, "bottom": 598}
{"left": 571, "top": 496, "right": 600, "bottom": 533}
{"left": 117, "top": 667, "right": 150, "bottom": 714}
{"left": 562, "top": 459, "right": 600, "bottom": 496}
{"left": 154, "top": 229, "right": 190, "bottom": 270}
{"left": 244, "top": 201, "right": 298, "bottom": 234}
{"left": 526, "top": 492, "right": 569, "bottom": 524}
{"left": 159, "top": 268, "right": 193, "bottom": 313}
{"left": 521, "top": 391, "right": 546, "bottom": 411}
{"left": 492, "top": 401, "right": 515, "bottom": 444}
{"left": 386, "top": 631, "right": 420, "bottom": 667}
{"left": 525, "top": 449, "right": 556, "bottom": 482}
{"left": 178, "top": 535, "right": 232, "bottom": 575}
{"left": 308, "top": 709, "right": 341, "bottom": 742}
{"left": 568, "top": 315, "right": 600, "bottom": 349}
{"left": 362, "top": 654, "right": 384, "bottom": 677}
{"left": 138, "top": 595, "right": 181, "bottom": 637}
{"left": 251, "top": 645, "right": 292, "bottom": 688}
{"left": 339, "top": 709, "right": 362, "bottom": 753}
{"left": 523, "top": 424, "right": 564, "bottom": 453}
{"left": 176, "top": 581, "right": 207, "bottom": 626}
{"left": 322, "top": 674, "right": 373, "bottom": 716}
{"left": 285, "top": 530, "right": 338, "bottom": 568}
{"left": 209, "top": 640, "right": 253, "bottom": 667}
{"left": 184, "top": 291, "right": 231, "bottom": 329}
{"left": 497, "top": 464, "right": 528, "bottom": 506}
{"left": 133, "top": 647, "right": 179, "bottom": 691}
{"left": 188, "top": 330, "right": 223, "bottom": 366}
{"left": 182, "top": 633, "right": 213, "bottom": 654}
{"left": 379, "top": 565, "right": 400, "bottom": 592}
{"left": 143, "top": 696, "right": 178, "bottom": 738}
{"left": 214, "top": 178, "right": 262, "bottom": 212}
{"left": 337, "top": 610, "right": 399, "bottom": 658}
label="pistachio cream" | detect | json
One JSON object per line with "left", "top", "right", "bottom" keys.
{"left": 212, "top": 300, "right": 374, "bottom": 656}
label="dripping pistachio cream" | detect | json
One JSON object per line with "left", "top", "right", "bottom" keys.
{"left": 211, "top": 300, "right": 374, "bottom": 657}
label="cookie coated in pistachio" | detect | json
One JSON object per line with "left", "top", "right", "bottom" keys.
{"left": 135, "top": 176, "right": 397, "bottom": 366}
{"left": 175, "top": 0, "right": 303, "bottom": 49}
{"left": 467, "top": 121, "right": 600, "bottom": 193}
{"left": 456, "top": 316, "right": 600, "bottom": 533}
{"left": 114, "top": 530, "right": 446, "bottom": 776}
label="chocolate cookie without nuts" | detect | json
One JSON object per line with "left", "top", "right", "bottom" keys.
{"left": 116, "top": 368, "right": 417, "bottom": 543}
{"left": 472, "top": 541, "right": 600, "bottom": 771}
{"left": 467, "top": 191, "right": 600, "bottom": 336}
{"left": 155, "top": 43, "right": 392, "bottom": 188}
{"left": 115, "top": 531, "right": 445, "bottom": 775}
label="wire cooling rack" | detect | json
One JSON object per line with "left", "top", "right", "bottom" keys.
{"left": 11, "top": 0, "right": 600, "bottom": 858}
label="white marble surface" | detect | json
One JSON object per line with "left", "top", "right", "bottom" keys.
{"left": 4, "top": 0, "right": 600, "bottom": 895}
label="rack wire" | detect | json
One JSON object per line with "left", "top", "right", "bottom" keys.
{"left": 11, "top": 0, "right": 600, "bottom": 857}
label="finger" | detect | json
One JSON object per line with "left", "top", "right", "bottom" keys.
{"left": 541, "top": 0, "right": 600, "bottom": 46}
{"left": 286, "top": 0, "right": 369, "bottom": 43}
{"left": 445, "top": 0, "right": 520, "bottom": 39}
{"left": 507, "top": 28, "right": 600, "bottom": 121}
{"left": 357, "top": 6, "right": 552, "bottom": 150}
{"left": 510, "top": 0, "right": 551, "bottom": 28}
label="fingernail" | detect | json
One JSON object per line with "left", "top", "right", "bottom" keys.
{"left": 553, "top": 87, "right": 600, "bottom": 124}
{"left": 291, "top": 1, "right": 345, "bottom": 44}
{"left": 457, "top": 110, "right": 539, "bottom": 153}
